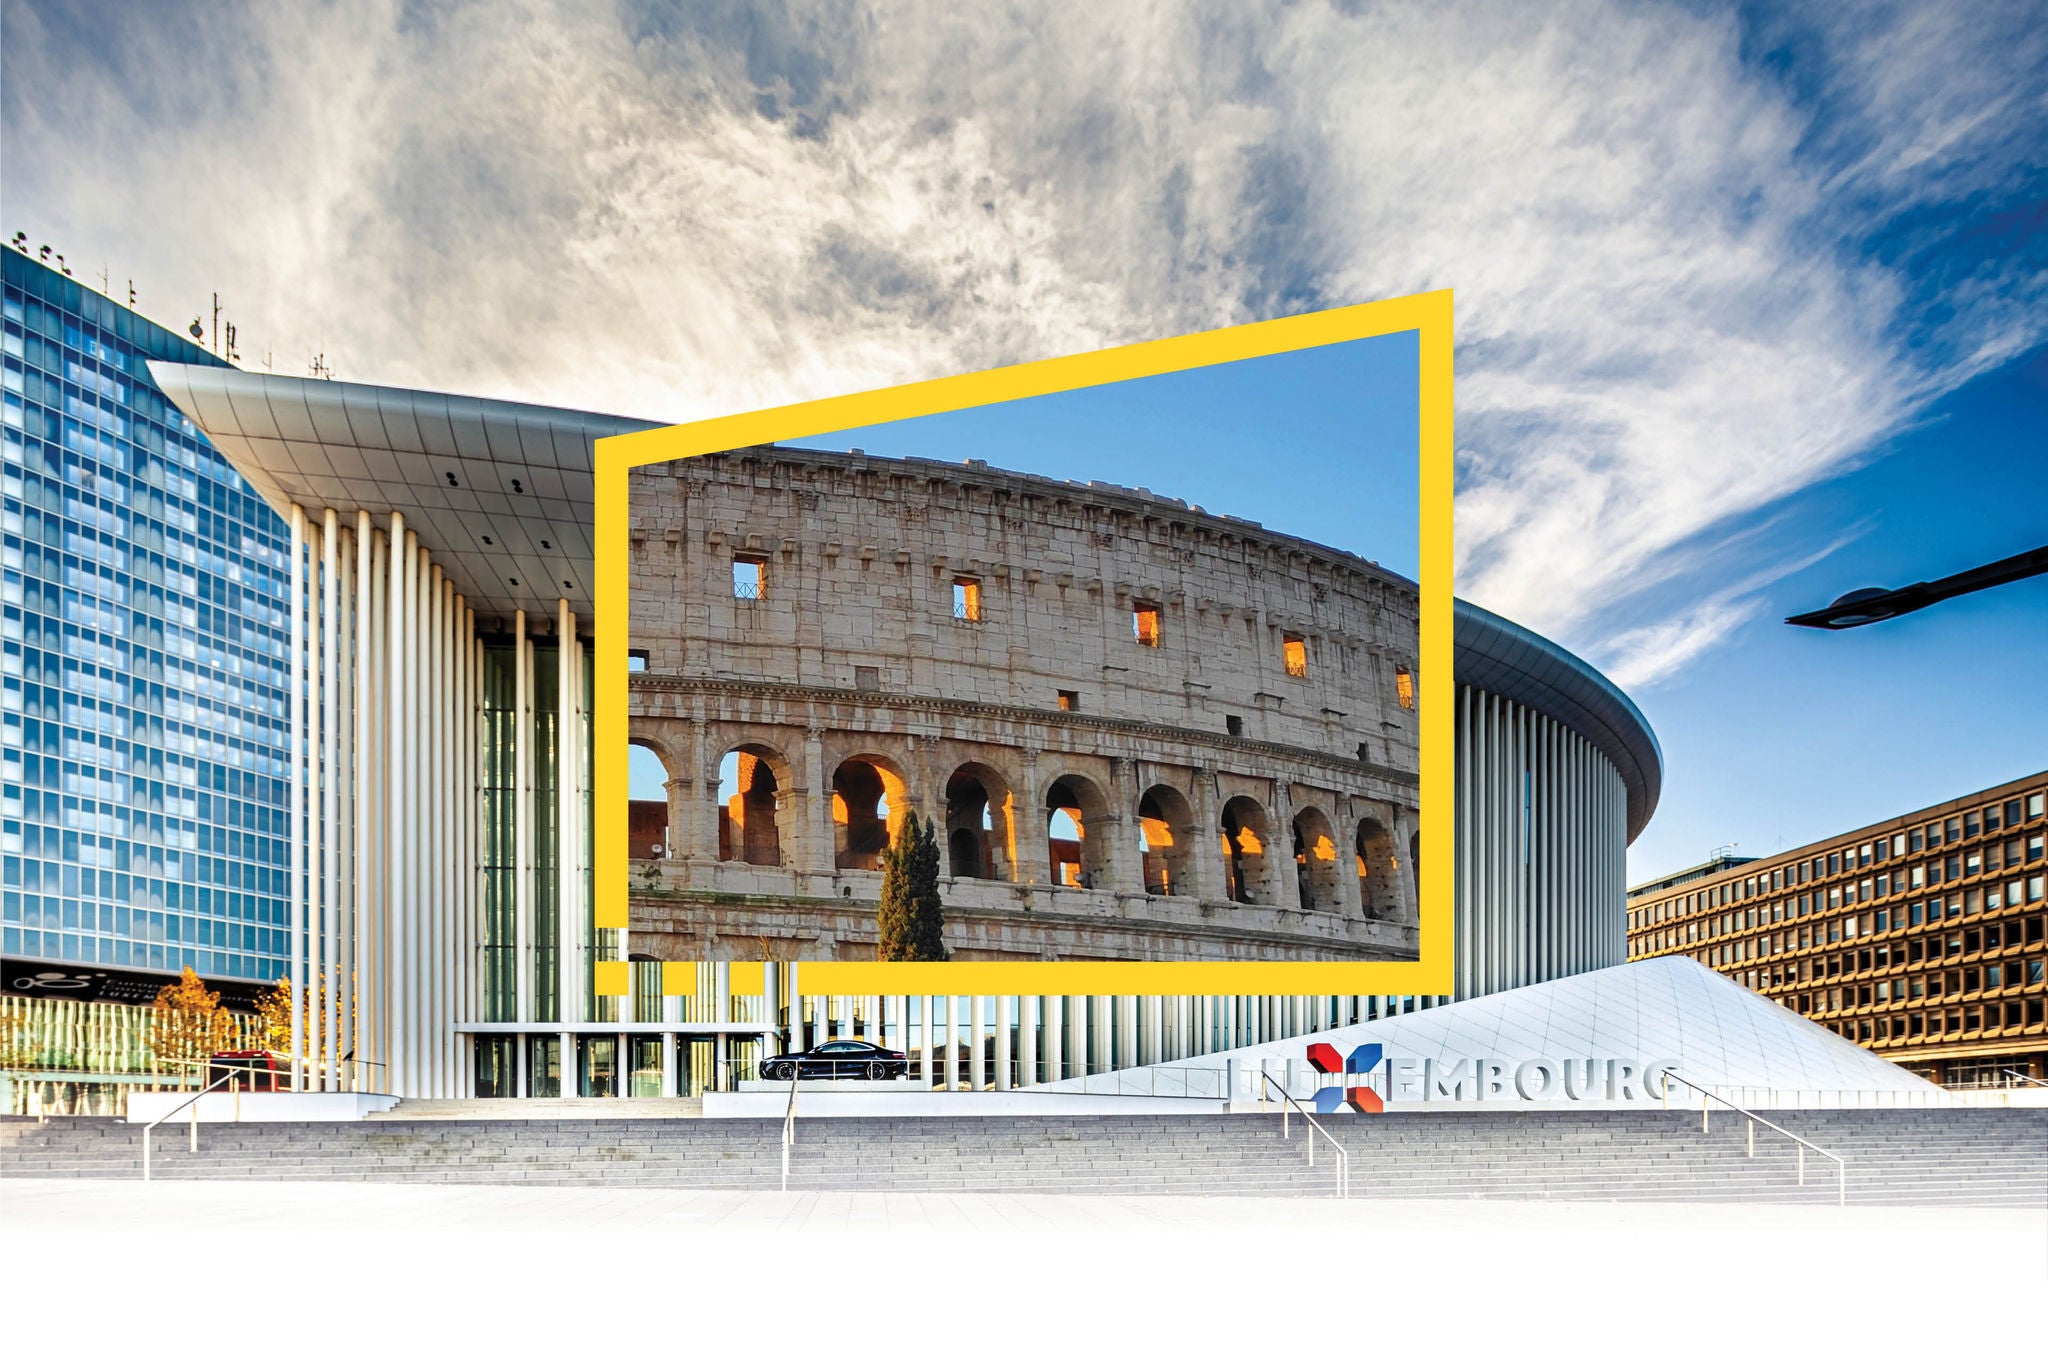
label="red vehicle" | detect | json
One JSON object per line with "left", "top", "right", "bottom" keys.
{"left": 207, "top": 1050, "right": 292, "bottom": 1091}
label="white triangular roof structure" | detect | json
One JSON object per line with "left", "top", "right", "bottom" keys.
{"left": 1041, "top": 957, "right": 1943, "bottom": 1107}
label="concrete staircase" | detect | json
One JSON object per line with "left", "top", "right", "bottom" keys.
{"left": 3, "top": 1109, "right": 2041, "bottom": 1205}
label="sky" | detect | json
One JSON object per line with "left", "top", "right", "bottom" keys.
{"left": 796, "top": 329, "right": 1422, "bottom": 578}
{"left": 5, "top": 0, "right": 2044, "bottom": 874}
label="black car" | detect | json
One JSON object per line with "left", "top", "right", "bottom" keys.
{"left": 759, "top": 1040, "right": 908, "bottom": 1081}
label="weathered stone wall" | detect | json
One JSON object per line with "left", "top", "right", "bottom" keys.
{"left": 627, "top": 445, "right": 1421, "bottom": 962}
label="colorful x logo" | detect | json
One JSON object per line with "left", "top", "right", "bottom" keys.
{"left": 1306, "top": 1042, "right": 1384, "bottom": 1113}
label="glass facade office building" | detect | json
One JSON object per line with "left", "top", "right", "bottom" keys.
{"left": 2, "top": 248, "right": 290, "bottom": 987}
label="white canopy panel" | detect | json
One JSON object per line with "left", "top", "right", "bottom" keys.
{"left": 149, "top": 363, "right": 661, "bottom": 624}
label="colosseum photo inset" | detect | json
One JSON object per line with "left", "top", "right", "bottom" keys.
{"left": 624, "top": 435, "right": 1422, "bottom": 965}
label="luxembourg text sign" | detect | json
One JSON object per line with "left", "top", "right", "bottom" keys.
{"left": 1303, "top": 1042, "right": 1685, "bottom": 1112}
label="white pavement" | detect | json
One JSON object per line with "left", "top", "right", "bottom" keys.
{"left": 4, "top": 1178, "right": 2040, "bottom": 1357}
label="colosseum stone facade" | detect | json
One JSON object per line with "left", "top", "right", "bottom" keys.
{"left": 625, "top": 445, "right": 1421, "bottom": 963}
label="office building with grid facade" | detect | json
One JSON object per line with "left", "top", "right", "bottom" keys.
{"left": 1626, "top": 772, "right": 2048, "bottom": 1087}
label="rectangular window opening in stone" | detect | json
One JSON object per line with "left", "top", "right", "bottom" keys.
{"left": 1226, "top": 714, "right": 1244, "bottom": 737}
{"left": 1283, "top": 632, "right": 1309, "bottom": 678}
{"left": 1396, "top": 665, "right": 1415, "bottom": 710}
{"left": 1133, "top": 602, "right": 1161, "bottom": 646}
{"left": 953, "top": 576, "right": 982, "bottom": 622}
{"left": 732, "top": 553, "right": 767, "bottom": 600}
{"left": 627, "top": 648, "right": 649, "bottom": 673}
{"left": 1057, "top": 689, "right": 1079, "bottom": 711}
{"left": 855, "top": 665, "right": 880, "bottom": 690}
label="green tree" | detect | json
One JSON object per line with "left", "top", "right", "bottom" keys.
{"left": 876, "top": 811, "right": 949, "bottom": 962}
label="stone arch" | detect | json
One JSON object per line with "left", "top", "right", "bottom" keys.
{"left": 1357, "top": 815, "right": 1401, "bottom": 919}
{"left": 833, "top": 753, "right": 910, "bottom": 871}
{"left": 1137, "top": 783, "right": 1197, "bottom": 897}
{"left": 717, "top": 742, "right": 794, "bottom": 866}
{"left": 1044, "top": 772, "right": 1113, "bottom": 889}
{"left": 944, "top": 761, "right": 1014, "bottom": 882}
{"left": 1219, "top": 795, "right": 1276, "bottom": 905}
{"left": 627, "top": 739, "right": 674, "bottom": 859}
{"left": 1292, "top": 804, "right": 1342, "bottom": 911}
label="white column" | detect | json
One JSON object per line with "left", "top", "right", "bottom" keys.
{"left": 436, "top": 572, "right": 453, "bottom": 1093}
{"left": 994, "top": 996, "right": 1011, "bottom": 1090}
{"left": 305, "top": 517, "right": 324, "bottom": 1089}
{"left": 321, "top": 509, "right": 341, "bottom": 1091}
{"left": 512, "top": 610, "right": 532, "bottom": 1026}
{"left": 465, "top": 616, "right": 481, "bottom": 1090}
{"left": 287, "top": 504, "right": 306, "bottom": 1093}
{"left": 942, "top": 997, "right": 959, "bottom": 1091}
{"left": 1044, "top": 995, "right": 1063, "bottom": 1082}
{"left": 557, "top": 602, "right": 580, "bottom": 1033}
{"left": 387, "top": 518, "right": 411, "bottom": 1096}
{"left": 969, "top": 996, "right": 985, "bottom": 1090}
{"left": 364, "top": 526, "right": 386, "bottom": 1091}
{"left": 338, "top": 522, "right": 356, "bottom": 1090}
{"left": 918, "top": 996, "right": 933, "bottom": 1088}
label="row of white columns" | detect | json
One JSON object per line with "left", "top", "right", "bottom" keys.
{"left": 1453, "top": 683, "right": 1627, "bottom": 1000}
{"left": 768, "top": 981, "right": 1437, "bottom": 1089}
{"left": 285, "top": 504, "right": 510, "bottom": 1098}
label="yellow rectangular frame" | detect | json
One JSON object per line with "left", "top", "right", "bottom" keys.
{"left": 594, "top": 290, "right": 1454, "bottom": 996}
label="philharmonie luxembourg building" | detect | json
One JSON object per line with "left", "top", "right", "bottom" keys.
{"left": 145, "top": 361, "right": 1663, "bottom": 1102}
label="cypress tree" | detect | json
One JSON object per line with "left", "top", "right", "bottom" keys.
{"left": 876, "top": 811, "right": 949, "bottom": 961}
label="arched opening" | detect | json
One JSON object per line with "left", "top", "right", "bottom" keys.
{"left": 627, "top": 741, "right": 672, "bottom": 859}
{"left": 944, "top": 762, "right": 1013, "bottom": 881}
{"left": 1045, "top": 774, "right": 1112, "bottom": 889}
{"left": 833, "top": 755, "right": 908, "bottom": 871}
{"left": 1410, "top": 830, "right": 1421, "bottom": 903}
{"left": 1293, "top": 806, "right": 1341, "bottom": 911}
{"left": 717, "top": 744, "right": 789, "bottom": 866}
{"left": 1357, "top": 816, "right": 1401, "bottom": 919}
{"left": 1137, "top": 784, "right": 1196, "bottom": 897}
{"left": 1219, "top": 796, "right": 1275, "bottom": 905}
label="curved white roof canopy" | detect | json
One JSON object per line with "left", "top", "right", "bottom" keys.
{"left": 149, "top": 363, "right": 660, "bottom": 625}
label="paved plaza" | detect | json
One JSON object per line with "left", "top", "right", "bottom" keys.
{"left": 4, "top": 1177, "right": 2040, "bottom": 1356}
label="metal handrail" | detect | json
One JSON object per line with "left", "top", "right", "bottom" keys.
{"left": 780, "top": 1066, "right": 799, "bottom": 1193}
{"left": 1999, "top": 1069, "right": 2047, "bottom": 1088}
{"left": 1257, "top": 1068, "right": 1349, "bottom": 1199}
{"left": 142, "top": 1071, "right": 240, "bottom": 1182}
{"left": 1661, "top": 1070, "right": 1846, "bottom": 1206}
{"left": 140, "top": 1060, "right": 295, "bottom": 1179}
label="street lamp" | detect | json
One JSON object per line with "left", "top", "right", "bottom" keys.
{"left": 1786, "top": 544, "right": 2048, "bottom": 630}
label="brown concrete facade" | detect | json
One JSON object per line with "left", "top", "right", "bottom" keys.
{"left": 1627, "top": 771, "right": 2048, "bottom": 1088}
{"left": 625, "top": 446, "right": 1421, "bottom": 963}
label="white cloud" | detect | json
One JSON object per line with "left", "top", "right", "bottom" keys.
{"left": 4, "top": 0, "right": 2041, "bottom": 683}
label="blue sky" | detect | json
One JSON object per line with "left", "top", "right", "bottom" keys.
{"left": 8, "top": 1, "right": 2044, "bottom": 870}
{"left": 1623, "top": 342, "right": 2048, "bottom": 879}
{"left": 795, "top": 330, "right": 1421, "bottom": 579}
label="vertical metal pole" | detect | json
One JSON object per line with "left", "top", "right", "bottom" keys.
{"left": 288, "top": 505, "right": 306, "bottom": 1093}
